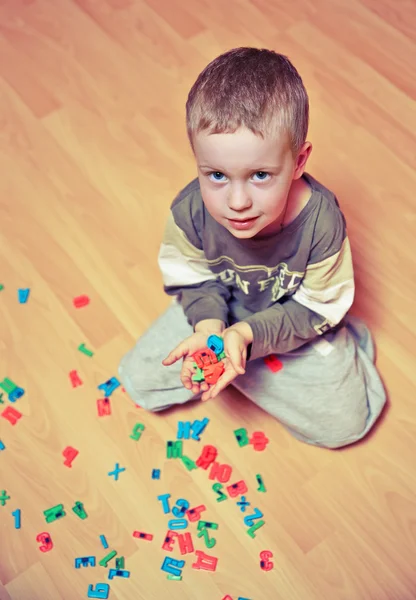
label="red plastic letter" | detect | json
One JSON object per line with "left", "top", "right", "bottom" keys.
{"left": 250, "top": 431, "right": 269, "bottom": 451}
{"left": 1, "top": 406, "right": 22, "bottom": 425}
{"left": 186, "top": 505, "right": 206, "bottom": 523}
{"left": 227, "top": 480, "right": 248, "bottom": 498}
{"left": 196, "top": 445, "right": 217, "bottom": 469}
{"left": 177, "top": 532, "right": 194, "bottom": 555}
{"left": 192, "top": 550, "right": 218, "bottom": 572}
{"left": 73, "top": 295, "right": 90, "bottom": 308}
{"left": 36, "top": 532, "right": 53, "bottom": 552}
{"left": 263, "top": 354, "right": 283, "bottom": 373}
{"left": 132, "top": 530, "right": 153, "bottom": 541}
{"left": 97, "top": 398, "right": 111, "bottom": 416}
{"left": 203, "top": 362, "right": 224, "bottom": 385}
{"left": 208, "top": 462, "right": 232, "bottom": 483}
{"left": 260, "top": 550, "right": 274, "bottom": 571}
{"left": 162, "top": 530, "right": 177, "bottom": 551}
{"left": 193, "top": 349, "right": 218, "bottom": 369}
{"left": 69, "top": 370, "right": 83, "bottom": 387}
{"left": 62, "top": 446, "right": 79, "bottom": 467}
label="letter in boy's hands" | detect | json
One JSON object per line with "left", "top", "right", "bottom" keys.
{"left": 201, "top": 324, "right": 253, "bottom": 402}
{"left": 162, "top": 332, "right": 212, "bottom": 395}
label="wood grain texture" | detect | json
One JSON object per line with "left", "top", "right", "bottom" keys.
{"left": 0, "top": 0, "right": 415, "bottom": 598}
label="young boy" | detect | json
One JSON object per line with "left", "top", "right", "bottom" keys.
{"left": 119, "top": 48, "right": 386, "bottom": 449}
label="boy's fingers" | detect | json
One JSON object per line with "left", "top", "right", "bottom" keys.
{"left": 162, "top": 342, "right": 188, "bottom": 365}
{"left": 241, "top": 346, "right": 247, "bottom": 371}
{"left": 223, "top": 331, "right": 246, "bottom": 375}
{"left": 201, "top": 390, "right": 211, "bottom": 402}
{"left": 226, "top": 345, "right": 245, "bottom": 375}
{"left": 180, "top": 364, "right": 194, "bottom": 389}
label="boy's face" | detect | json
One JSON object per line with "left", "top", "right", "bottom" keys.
{"left": 194, "top": 126, "right": 311, "bottom": 239}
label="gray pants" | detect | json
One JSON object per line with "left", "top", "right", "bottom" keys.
{"left": 118, "top": 303, "right": 386, "bottom": 449}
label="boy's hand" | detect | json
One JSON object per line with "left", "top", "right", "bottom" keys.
{"left": 162, "top": 326, "right": 223, "bottom": 395}
{"left": 201, "top": 322, "right": 253, "bottom": 402}
{"left": 162, "top": 321, "right": 253, "bottom": 401}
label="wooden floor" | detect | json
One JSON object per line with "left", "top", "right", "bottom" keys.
{"left": 0, "top": 1, "right": 415, "bottom": 599}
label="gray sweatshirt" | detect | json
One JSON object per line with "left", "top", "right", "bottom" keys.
{"left": 158, "top": 173, "right": 354, "bottom": 360}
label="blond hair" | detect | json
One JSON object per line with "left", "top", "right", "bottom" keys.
{"left": 186, "top": 47, "right": 309, "bottom": 156}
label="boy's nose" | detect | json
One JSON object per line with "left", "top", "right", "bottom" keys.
{"left": 227, "top": 185, "right": 253, "bottom": 212}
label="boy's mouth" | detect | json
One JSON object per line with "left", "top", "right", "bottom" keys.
{"left": 227, "top": 216, "right": 259, "bottom": 230}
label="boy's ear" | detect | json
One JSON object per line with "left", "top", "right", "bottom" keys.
{"left": 294, "top": 142, "right": 312, "bottom": 179}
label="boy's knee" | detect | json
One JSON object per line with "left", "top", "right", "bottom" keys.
{"left": 303, "top": 411, "right": 370, "bottom": 449}
{"left": 118, "top": 350, "right": 153, "bottom": 409}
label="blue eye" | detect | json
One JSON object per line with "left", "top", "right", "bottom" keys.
{"left": 253, "top": 171, "right": 270, "bottom": 181}
{"left": 209, "top": 172, "right": 226, "bottom": 182}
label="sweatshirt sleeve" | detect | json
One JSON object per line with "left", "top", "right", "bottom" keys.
{"left": 158, "top": 211, "right": 231, "bottom": 328}
{"left": 244, "top": 206, "right": 355, "bottom": 360}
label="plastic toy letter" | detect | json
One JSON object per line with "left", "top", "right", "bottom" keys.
{"left": 207, "top": 334, "right": 224, "bottom": 354}
{"left": 167, "top": 518, "right": 188, "bottom": 530}
{"left": 108, "top": 568, "right": 130, "bottom": 579}
{"left": 177, "top": 421, "right": 191, "bottom": 439}
{"left": 72, "top": 501, "right": 88, "bottom": 519}
{"left": 78, "top": 343, "right": 94, "bottom": 357}
{"left": 63, "top": 446, "right": 79, "bottom": 467}
{"left": 8, "top": 387, "right": 25, "bottom": 402}
{"left": 75, "top": 556, "right": 96, "bottom": 568}
{"left": 73, "top": 295, "right": 90, "bottom": 308}
{"left": 263, "top": 354, "right": 283, "bottom": 373}
{"left": 18, "top": 288, "right": 30, "bottom": 303}
{"left": 191, "top": 550, "right": 218, "bottom": 572}
{"left": 250, "top": 431, "right": 269, "bottom": 451}
{"left": 132, "top": 531, "right": 153, "bottom": 541}
{"left": 161, "top": 556, "right": 185, "bottom": 577}
{"left": 244, "top": 508, "right": 264, "bottom": 528}
{"left": 212, "top": 483, "right": 228, "bottom": 502}
{"left": 157, "top": 493, "right": 171, "bottom": 514}
{"left": 197, "top": 527, "right": 216, "bottom": 549}
{"left": 247, "top": 520, "right": 265, "bottom": 538}
{"left": 181, "top": 455, "right": 198, "bottom": 471}
{"left": 98, "top": 377, "right": 120, "bottom": 397}
{"left": 186, "top": 504, "right": 206, "bottom": 522}
{"left": 260, "top": 550, "right": 274, "bottom": 571}
{"left": 87, "top": 583, "right": 110, "bottom": 599}
{"left": 36, "top": 532, "right": 53, "bottom": 552}
{"left": 172, "top": 498, "right": 190, "bottom": 518}
{"left": 166, "top": 440, "right": 183, "bottom": 458}
{"left": 227, "top": 480, "right": 248, "bottom": 498}
{"left": 190, "top": 417, "right": 209, "bottom": 440}
{"left": 177, "top": 532, "right": 194, "bottom": 555}
{"left": 234, "top": 427, "right": 249, "bottom": 447}
{"left": 12, "top": 509, "right": 21, "bottom": 529}
{"left": 195, "top": 445, "right": 217, "bottom": 469}
{"left": 43, "top": 504, "right": 66, "bottom": 523}
{"left": 130, "top": 422, "right": 145, "bottom": 441}
{"left": 209, "top": 462, "right": 232, "bottom": 483}
{"left": 69, "top": 370, "right": 83, "bottom": 387}
{"left": 98, "top": 550, "right": 117, "bottom": 567}
{"left": 256, "top": 473, "right": 266, "bottom": 493}
{"left": 162, "top": 530, "right": 177, "bottom": 552}
{"left": 1, "top": 406, "right": 22, "bottom": 426}
{"left": 97, "top": 398, "right": 111, "bottom": 416}
{"left": 0, "top": 377, "right": 17, "bottom": 394}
